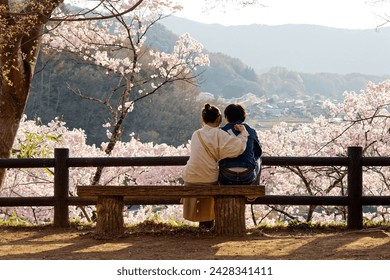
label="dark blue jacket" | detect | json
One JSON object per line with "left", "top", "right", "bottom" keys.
{"left": 219, "top": 121, "right": 262, "bottom": 170}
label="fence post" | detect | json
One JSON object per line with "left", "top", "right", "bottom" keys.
{"left": 347, "top": 146, "right": 363, "bottom": 230}
{"left": 54, "top": 148, "right": 70, "bottom": 227}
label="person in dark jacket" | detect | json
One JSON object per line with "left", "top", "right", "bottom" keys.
{"left": 219, "top": 103, "right": 262, "bottom": 185}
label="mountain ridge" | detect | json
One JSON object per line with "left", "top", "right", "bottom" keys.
{"left": 161, "top": 16, "right": 390, "bottom": 76}
{"left": 24, "top": 15, "right": 390, "bottom": 146}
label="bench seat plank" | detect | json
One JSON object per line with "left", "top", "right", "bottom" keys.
{"left": 77, "top": 184, "right": 266, "bottom": 238}
{"left": 77, "top": 185, "right": 265, "bottom": 198}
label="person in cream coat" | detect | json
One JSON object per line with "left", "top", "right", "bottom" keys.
{"left": 182, "top": 103, "right": 248, "bottom": 229}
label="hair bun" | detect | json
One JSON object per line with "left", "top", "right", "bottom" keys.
{"left": 204, "top": 103, "right": 211, "bottom": 110}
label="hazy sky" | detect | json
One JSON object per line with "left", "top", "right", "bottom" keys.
{"left": 174, "top": 0, "right": 390, "bottom": 30}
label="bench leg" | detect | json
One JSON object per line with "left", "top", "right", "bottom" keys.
{"left": 214, "top": 196, "right": 246, "bottom": 235}
{"left": 95, "top": 195, "right": 124, "bottom": 239}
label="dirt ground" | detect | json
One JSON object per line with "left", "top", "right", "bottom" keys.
{"left": 1, "top": 223, "right": 390, "bottom": 260}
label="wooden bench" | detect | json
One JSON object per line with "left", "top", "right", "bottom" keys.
{"left": 77, "top": 184, "right": 265, "bottom": 238}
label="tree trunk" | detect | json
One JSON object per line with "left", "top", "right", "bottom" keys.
{"left": 0, "top": 46, "right": 31, "bottom": 188}
{"left": 0, "top": 0, "right": 64, "bottom": 188}
{"left": 95, "top": 196, "right": 125, "bottom": 239}
{"left": 214, "top": 196, "right": 246, "bottom": 235}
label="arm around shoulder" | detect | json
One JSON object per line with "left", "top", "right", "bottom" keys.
{"left": 218, "top": 126, "right": 248, "bottom": 160}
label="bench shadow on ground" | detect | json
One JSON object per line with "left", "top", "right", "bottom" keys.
{"left": 1, "top": 225, "right": 390, "bottom": 260}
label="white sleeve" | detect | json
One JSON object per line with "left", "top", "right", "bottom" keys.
{"left": 218, "top": 127, "right": 248, "bottom": 160}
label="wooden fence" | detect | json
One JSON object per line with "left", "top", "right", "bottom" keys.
{"left": 0, "top": 146, "right": 390, "bottom": 229}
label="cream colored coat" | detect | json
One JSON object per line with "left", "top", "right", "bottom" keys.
{"left": 182, "top": 125, "right": 248, "bottom": 222}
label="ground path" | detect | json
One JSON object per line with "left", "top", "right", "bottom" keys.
{"left": 1, "top": 224, "right": 390, "bottom": 259}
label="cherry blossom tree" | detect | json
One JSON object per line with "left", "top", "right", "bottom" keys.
{"left": 0, "top": 0, "right": 262, "bottom": 189}
{"left": 1, "top": 81, "right": 389, "bottom": 226}
{"left": 0, "top": 0, "right": 66, "bottom": 188}
{"left": 257, "top": 81, "right": 390, "bottom": 224}
{"left": 366, "top": 0, "right": 390, "bottom": 28}
{"left": 0, "top": 0, "right": 211, "bottom": 188}
{"left": 0, "top": 0, "right": 258, "bottom": 228}
{"left": 1, "top": 115, "right": 189, "bottom": 223}
{"left": 0, "top": 0, "right": 150, "bottom": 188}
{"left": 42, "top": 1, "right": 209, "bottom": 185}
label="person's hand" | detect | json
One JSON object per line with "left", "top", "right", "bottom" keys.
{"left": 234, "top": 124, "right": 245, "bottom": 132}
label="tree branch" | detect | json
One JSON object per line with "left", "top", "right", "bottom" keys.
{"left": 49, "top": 0, "right": 145, "bottom": 22}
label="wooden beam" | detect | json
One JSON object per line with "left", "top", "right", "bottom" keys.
{"left": 76, "top": 185, "right": 265, "bottom": 198}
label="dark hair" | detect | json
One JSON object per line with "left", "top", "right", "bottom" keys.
{"left": 202, "top": 103, "right": 221, "bottom": 124}
{"left": 224, "top": 103, "right": 246, "bottom": 122}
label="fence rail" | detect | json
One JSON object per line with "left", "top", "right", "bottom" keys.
{"left": 1, "top": 147, "right": 390, "bottom": 229}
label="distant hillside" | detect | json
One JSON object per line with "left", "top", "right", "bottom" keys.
{"left": 255, "top": 67, "right": 390, "bottom": 101}
{"left": 161, "top": 16, "right": 390, "bottom": 76}
{"left": 25, "top": 20, "right": 390, "bottom": 146}
{"left": 27, "top": 51, "right": 203, "bottom": 147}
{"left": 26, "top": 22, "right": 265, "bottom": 146}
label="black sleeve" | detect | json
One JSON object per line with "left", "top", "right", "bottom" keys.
{"left": 254, "top": 134, "right": 262, "bottom": 158}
